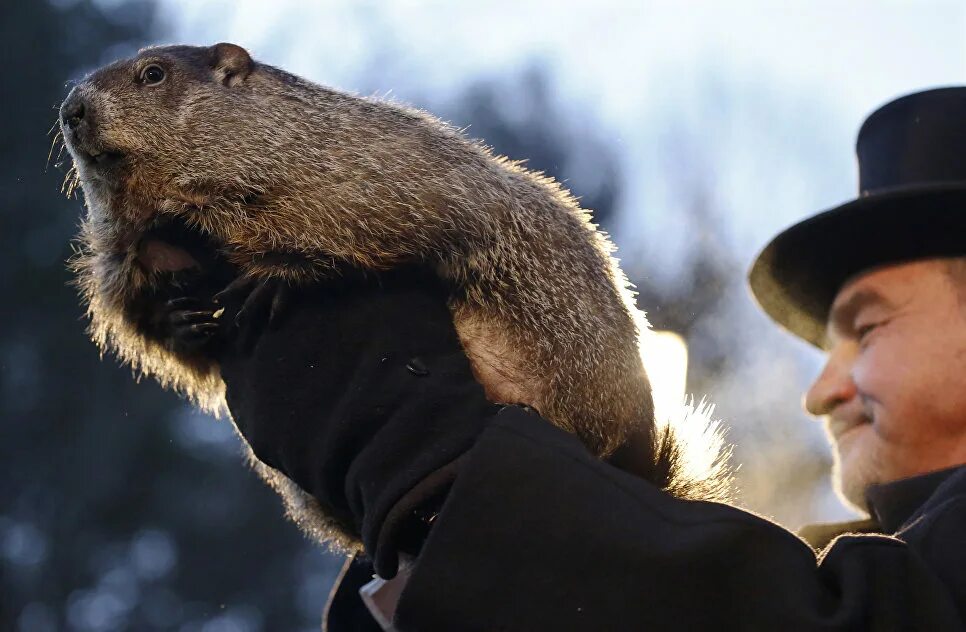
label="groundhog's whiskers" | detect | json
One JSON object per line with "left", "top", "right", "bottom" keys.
{"left": 62, "top": 165, "right": 80, "bottom": 198}
{"left": 46, "top": 121, "right": 65, "bottom": 173}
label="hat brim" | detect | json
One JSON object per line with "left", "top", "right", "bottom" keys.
{"left": 748, "top": 184, "right": 966, "bottom": 348}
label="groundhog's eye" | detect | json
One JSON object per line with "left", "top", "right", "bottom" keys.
{"left": 140, "top": 64, "right": 166, "bottom": 86}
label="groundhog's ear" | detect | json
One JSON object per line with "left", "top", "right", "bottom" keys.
{"left": 209, "top": 42, "right": 253, "bottom": 87}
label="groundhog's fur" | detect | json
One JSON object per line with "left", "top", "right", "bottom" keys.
{"left": 60, "top": 43, "right": 729, "bottom": 552}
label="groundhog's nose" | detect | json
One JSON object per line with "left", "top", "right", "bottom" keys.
{"left": 61, "top": 91, "right": 87, "bottom": 130}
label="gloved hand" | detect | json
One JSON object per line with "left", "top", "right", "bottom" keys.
{"left": 215, "top": 267, "right": 502, "bottom": 578}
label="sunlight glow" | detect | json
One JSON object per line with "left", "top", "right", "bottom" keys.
{"left": 640, "top": 330, "right": 688, "bottom": 425}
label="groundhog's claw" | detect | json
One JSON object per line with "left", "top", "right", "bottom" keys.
{"left": 213, "top": 276, "right": 292, "bottom": 349}
{"left": 161, "top": 296, "right": 222, "bottom": 355}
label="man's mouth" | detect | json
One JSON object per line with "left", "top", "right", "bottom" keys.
{"left": 828, "top": 415, "right": 873, "bottom": 443}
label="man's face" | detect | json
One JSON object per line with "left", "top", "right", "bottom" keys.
{"left": 804, "top": 258, "right": 966, "bottom": 511}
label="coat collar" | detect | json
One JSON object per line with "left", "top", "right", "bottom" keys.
{"left": 798, "top": 464, "right": 965, "bottom": 550}
{"left": 865, "top": 464, "right": 965, "bottom": 534}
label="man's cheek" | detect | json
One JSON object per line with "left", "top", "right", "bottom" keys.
{"left": 849, "top": 355, "right": 880, "bottom": 402}
{"left": 851, "top": 341, "right": 905, "bottom": 402}
{"left": 850, "top": 355, "right": 896, "bottom": 438}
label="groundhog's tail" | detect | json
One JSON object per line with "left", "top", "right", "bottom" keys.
{"left": 651, "top": 397, "right": 735, "bottom": 503}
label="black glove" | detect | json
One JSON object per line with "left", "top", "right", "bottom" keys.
{"left": 216, "top": 267, "right": 501, "bottom": 578}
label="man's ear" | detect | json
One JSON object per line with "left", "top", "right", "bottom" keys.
{"left": 210, "top": 42, "right": 253, "bottom": 87}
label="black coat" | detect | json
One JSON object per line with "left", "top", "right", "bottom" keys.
{"left": 326, "top": 408, "right": 966, "bottom": 631}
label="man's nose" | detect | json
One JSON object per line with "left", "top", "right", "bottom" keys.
{"left": 804, "top": 350, "right": 857, "bottom": 416}
{"left": 60, "top": 89, "right": 87, "bottom": 130}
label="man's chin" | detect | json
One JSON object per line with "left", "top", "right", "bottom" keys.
{"left": 831, "top": 450, "right": 879, "bottom": 514}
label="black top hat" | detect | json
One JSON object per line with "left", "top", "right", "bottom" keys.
{"left": 748, "top": 86, "right": 966, "bottom": 347}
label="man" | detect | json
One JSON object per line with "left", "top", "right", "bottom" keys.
{"left": 220, "top": 87, "right": 966, "bottom": 630}
{"left": 748, "top": 86, "right": 966, "bottom": 550}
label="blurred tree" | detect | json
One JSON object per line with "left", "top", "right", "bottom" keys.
{"left": 438, "top": 64, "right": 622, "bottom": 228}
{"left": 0, "top": 2, "right": 340, "bottom": 630}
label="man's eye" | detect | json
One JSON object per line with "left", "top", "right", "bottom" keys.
{"left": 140, "top": 65, "right": 166, "bottom": 85}
{"left": 855, "top": 322, "right": 880, "bottom": 342}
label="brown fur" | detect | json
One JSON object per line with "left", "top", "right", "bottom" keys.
{"left": 60, "top": 43, "right": 730, "bottom": 552}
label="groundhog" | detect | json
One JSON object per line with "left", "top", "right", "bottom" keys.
{"left": 58, "top": 43, "right": 728, "bottom": 551}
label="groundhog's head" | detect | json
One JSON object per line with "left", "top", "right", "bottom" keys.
{"left": 60, "top": 43, "right": 309, "bottom": 247}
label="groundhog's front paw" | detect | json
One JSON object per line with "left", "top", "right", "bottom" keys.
{"left": 212, "top": 275, "right": 293, "bottom": 350}
{"left": 162, "top": 296, "right": 224, "bottom": 356}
